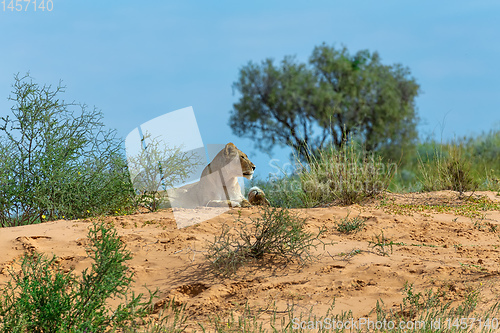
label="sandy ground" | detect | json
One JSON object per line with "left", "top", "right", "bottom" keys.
{"left": 1, "top": 191, "right": 499, "bottom": 330}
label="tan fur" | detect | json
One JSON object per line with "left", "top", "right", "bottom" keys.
{"left": 248, "top": 186, "right": 270, "bottom": 206}
{"left": 170, "top": 143, "right": 262, "bottom": 208}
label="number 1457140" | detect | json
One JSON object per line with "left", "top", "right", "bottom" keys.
{"left": 2, "top": 0, "right": 53, "bottom": 11}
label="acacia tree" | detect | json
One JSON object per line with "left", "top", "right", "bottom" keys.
{"left": 230, "top": 44, "right": 420, "bottom": 162}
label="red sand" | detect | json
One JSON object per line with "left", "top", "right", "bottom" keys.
{"left": 1, "top": 191, "right": 499, "bottom": 330}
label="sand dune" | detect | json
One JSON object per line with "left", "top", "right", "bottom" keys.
{"left": 1, "top": 191, "right": 499, "bottom": 330}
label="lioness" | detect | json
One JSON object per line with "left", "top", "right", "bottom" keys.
{"left": 169, "top": 143, "right": 267, "bottom": 208}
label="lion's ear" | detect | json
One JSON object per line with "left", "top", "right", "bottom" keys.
{"left": 224, "top": 142, "right": 237, "bottom": 156}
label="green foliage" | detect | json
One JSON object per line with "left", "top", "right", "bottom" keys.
{"left": 252, "top": 130, "right": 498, "bottom": 209}
{"left": 196, "top": 284, "right": 496, "bottom": 332}
{"left": 380, "top": 193, "right": 500, "bottom": 219}
{"left": 0, "top": 222, "right": 153, "bottom": 332}
{"left": 368, "top": 231, "right": 394, "bottom": 257}
{"left": 335, "top": 212, "right": 366, "bottom": 234}
{"left": 389, "top": 130, "right": 500, "bottom": 193}
{"left": 251, "top": 142, "right": 394, "bottom": 209}
{"left": 128, "top": 132, "right": 202, "bottom": 212}
{"left": 372, "top": 283, "right": 497, "bottom": 333}
{"left": 140, "top": 299, "right": 188, "bottom": 333}
{"left": 444, "top": 146, "right": 479, "bottom": 194}
{"left": 250, "top": 172, "right": 308, "bottom": 209}
{"left": 205, "top": 206, "right": 325, "bottom": 277}
{"left": 460, "top": 130, "right": 500, "bottom": 191}
{"left": 299, "top": 143, "right": 395, "bottom": 206}
{"left": 418, "top": 144, "right": 479, "bottom": 195}
{"left": 0, "top": 74, "right": 134, "bottom": 226}
{"left": 230, "top": 43, "right": 419, "bottom": 163}
{"left": 0, "top": 254, "right": 74, "bottom": 331}
{"left": 464, "top": 129, "right": 500, "bottom": 166}
{"left": 200, "top": 302, "right": 267, "bottom": 332}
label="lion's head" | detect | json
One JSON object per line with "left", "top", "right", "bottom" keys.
{"left": 203, "top": 142, "right": 255, "bottom": 180}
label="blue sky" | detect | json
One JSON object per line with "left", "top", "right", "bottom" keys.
{"left": 0, "top": 0, "right": 499, "bottom": 179}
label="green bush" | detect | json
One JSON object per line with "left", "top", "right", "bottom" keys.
{"left": 205, "top": 206, "right": 325, "bottom": 277}
{"left": 251, "top": 143, "right": 395, "bottom": 208}
{"left": 127, "top": 132, "right": 202, "bottom": 212}
{"left": 249, "top": 174, "right": 307, "bottom": 208}
{"left": 391, "top": 130, "right": 500, "bottom": 193}
{"left": 418, "top": 144, "right": 478, "bottom": 195}
{"left": 445, "top": 146, "right": 479, "bottom": 194}
{"left": 298, "top": 143, "right": 395, "bottom": 206}
{"left": 335, "top": 212, "right": 366, "bottom": 234}
{"left": 0, "top": 221, "right": 153, "bottom": 332}
{"left": 0, "top": 74, "right": 135, "bottom": 226}
{"left": 462, "top": 130, "right": 500, "bottom": 191}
